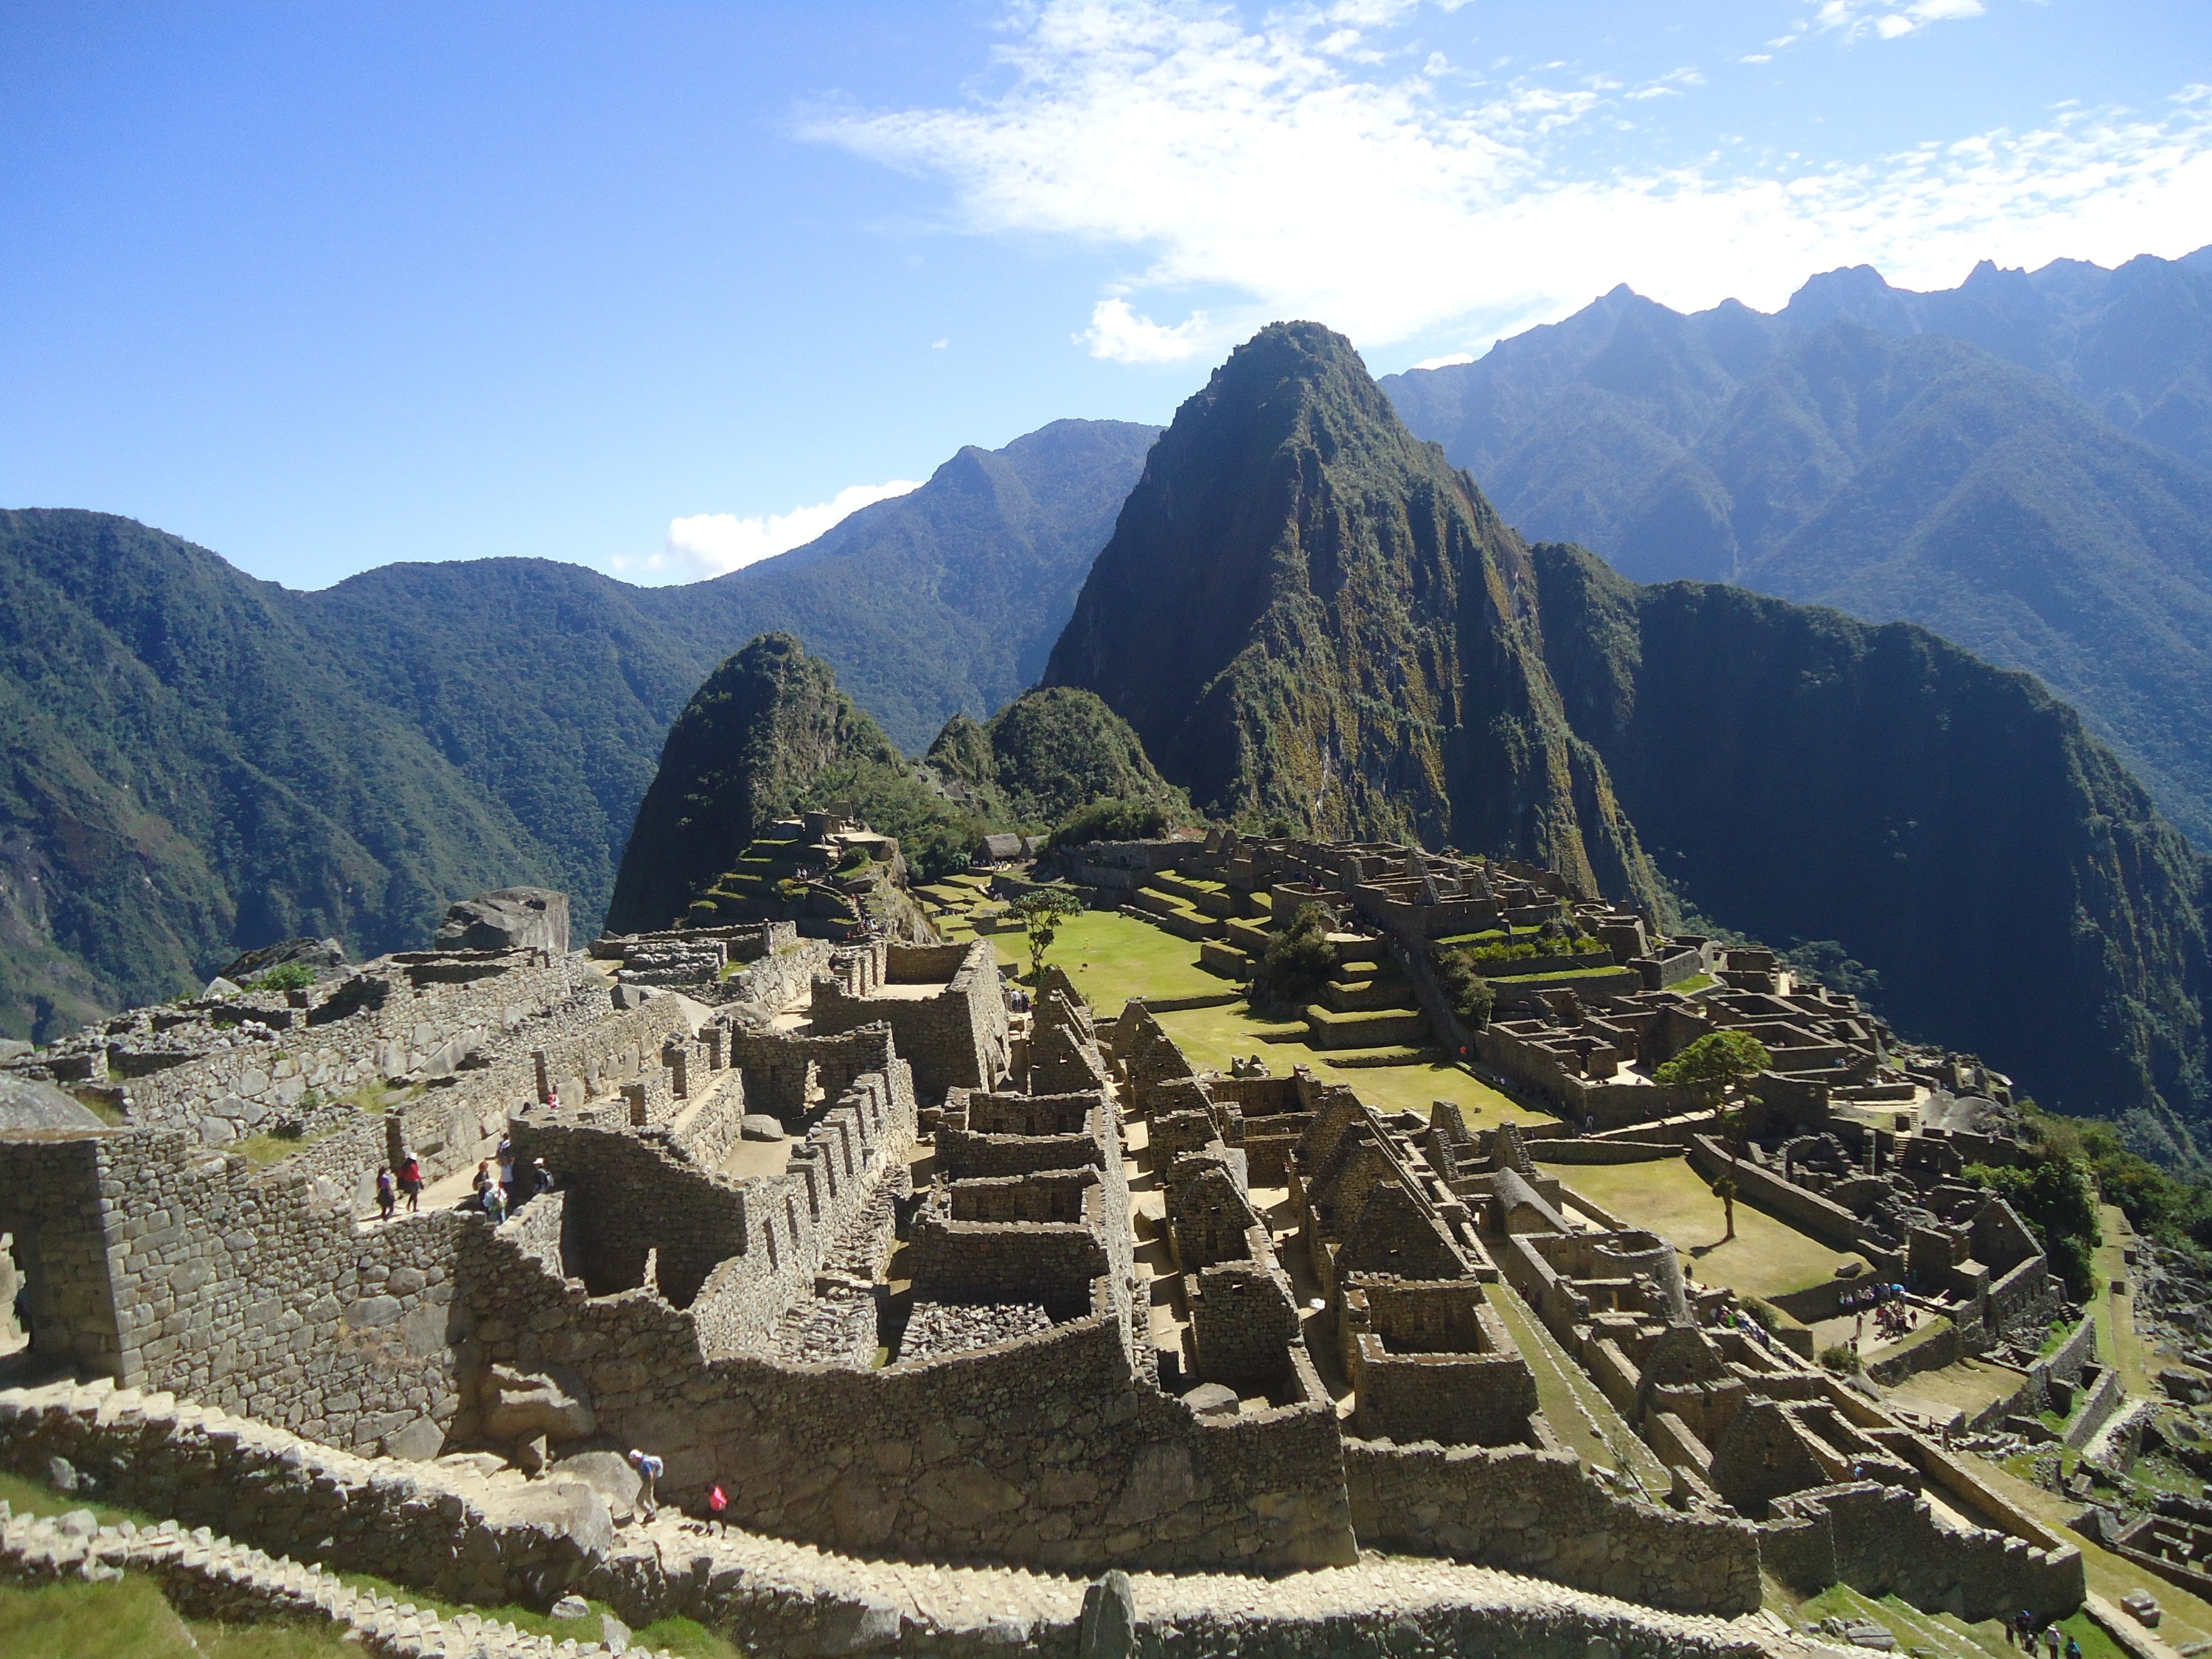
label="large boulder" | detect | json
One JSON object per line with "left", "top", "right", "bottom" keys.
{"left": 480, "top": 1363, "right": 597, "bottom": 1442}
{"left": 550, "top": 1450, "right": 644, "bottom": 1521}
{"left": 436, "top": 888, "right": 571, "bottom": 953}
{"left": 0, "top": 1075, "right": 106, "bottom": 1132}
{"left": 218, "top": 936, "right": 348, "bottom": 985}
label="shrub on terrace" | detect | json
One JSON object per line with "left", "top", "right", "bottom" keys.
{"left": 1251, "top": 903, "right": 1338, "bottom": 1015}
{"left": 1965, "top": 1150, "right": 2099, "bottom": 1299}
{"left": 247, "top": 962, "right": 318, "bottom": 993}
{"left": 1429, "top": 943, "right": 1495, "bottom": 1029}
{"left": 1050, "top": 796, "right": 1175, "bottom": 849}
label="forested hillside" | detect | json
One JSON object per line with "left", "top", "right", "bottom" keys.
{"left": 1382, "top": 248, "right": 2212, "bottom": 842}
{"left": 1054, "top": 321, "right": 2212, "bottom": 1146}
{"left": 0, "top": 419, "right": 1156, "bottom": 1037}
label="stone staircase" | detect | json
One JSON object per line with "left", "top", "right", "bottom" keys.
{"left": 1303, "top": 940, "right": 1433, "bottom": 1052}
{"left": 0, "top": 1500, "right": 644, "bottom": 1658}
{"left": 0, "top": 1377, "right": 1798, "bottom": 1657}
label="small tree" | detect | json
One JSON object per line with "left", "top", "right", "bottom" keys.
{"left": 1007, "top": 885, "right": 1082, "bottom": 982}
{"left": 1710, "top": 1171, "right": 1739, "bottom": 1242}
{"left": 1658, "top": 1029, "right": 1771, "bottom": 1240}
{"left": 1655, "top": 1027, "right": 1774, "bottom": 1098}
{"left": 1429, "top": 942, "right": 1496, "bottom": 1030}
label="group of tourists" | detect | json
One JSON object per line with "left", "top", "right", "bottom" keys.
{"left": 471, "top": 1135, "right": 554, "bottom": 1222}
{"left": 372, "top": 1155, "right": 424, "bottom": 1222}
{"left": 369, "top": 1140, "right": 555, "bottom": 1223}
{"left": 1845, "top": 1280, "right": 1915, "bottom": 1346}
{"left": 2008, "top": 1611, "right": 2081, "bottom": 1655}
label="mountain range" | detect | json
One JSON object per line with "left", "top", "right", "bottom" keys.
{"left": 1382, "top": 246, "right": 2212, "bottom": 843}
{"left": 11, "top": 246, "right": 2212, "bottom": 1155}
{"left": 1048, "top": 320, "right": 2212, "bottom": 1153}
{"left": 0, "top": 419, "right": 1154, "bottom": 1037}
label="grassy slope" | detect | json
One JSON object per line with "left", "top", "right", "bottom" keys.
{"left": 1558, "top": 1157, "right": 1867, "bottom": 1300}
{"left": 0, "top": 1472, "right": 735, "bottom": 1659}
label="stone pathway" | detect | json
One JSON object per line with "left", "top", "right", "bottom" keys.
{"left": 0, "top": 1501, "right": 649, "bottom": 1658}
{"left": 0, "top": 1374, "right": 1827, "bottom": 1655}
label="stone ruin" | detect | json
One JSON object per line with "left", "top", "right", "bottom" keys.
{"left": 0, "top": 858, "right": 2101, "bottom": 1652}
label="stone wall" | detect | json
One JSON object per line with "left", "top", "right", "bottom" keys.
{"left": 1761, "top": 1481, "right": 2083, "bottom": 1621}
{"left": 726, "top": 936, "right": 833, "bottom": 1009}
{"left": 906, "top": 1186, "right": 1108, "bottom": 1315}
{"left": 809, "top": 940, "right": 1009, "bottom": 1105}
{"left": 725, "top": 1024, "right": 899, "bottom": 1126}
{"left": 1341, "top": 1439, "right": 1761, "bottom": 1617}
{"left": 0, "top": 1380, "right": 613, "bottom": 1607}
{"left": 458, "top": 1219, "right": 1360, "bottom": 1573}
{"left": 0, "top": 1127, "right": 467, "bottom": 1456}
{"left": 0, "top": 1378, "right": 1770, "bottom": 1659}
{"left": 126, "top": 951, "right": 581, "bottom": 1138}
{"left": 1686, "top": 1133, "right": 1863, "bottom": 1256}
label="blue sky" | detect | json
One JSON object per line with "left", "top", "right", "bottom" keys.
{"left": 3, "top": 1, "right": 2208, "bottom": 589}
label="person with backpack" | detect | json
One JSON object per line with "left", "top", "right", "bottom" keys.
{"left": 399, "top": 1154, "right": 424, "bottom": 1214}
{"left": 375, "top": 1165, "right": 397, "bottom": 1222}
{"left": 630, "top": 1448, "right": 663, "bottom": 1518}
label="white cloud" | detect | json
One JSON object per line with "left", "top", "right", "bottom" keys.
{"left": 806, "top": 1, "right": 2212, "bottom": 364}
{"left": 609, "top": 479, "right": 925, "bottom": 584}
{"left": 1413, "top": 351, "right": 1475, "bottom": 370}
{"left": 1827, "top": 0, "right": 1986, "bottom": 41}
{"left": 1080, "top": 297, "right": 1215, "bottom": 363}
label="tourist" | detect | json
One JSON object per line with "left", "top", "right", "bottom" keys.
{"left": 472, "top": 1159, "right": 497, "bottom": 1212}
{"left": 2065, "top": 1636, "right": 2082, "bottom": 1659}
{"left": 481, "top": 1180, "right": 507, "bottom": 1225}
{"left": 520, "top": 1156, "right": 554, "bottom": 1206}
{"left": 497, "top": 1135, "right": 515, "bottom": 1191}
{"left": 544, "top": 1085, "right": 560, "bottom": 1111}
{"left": 630, "top": 1447, "right": 663, "bottom": 1518}
{"left": 2043, "top": 1626, "right": 2060, "bottom": 1657}
{"left": 2014, "top": 1610, "right": 2034, "bottom": 1648}
{"left": 375, "top": 1165, "right": 396, "bottom": 1222}
{"left": 399, "top": 1154, "right": 423, "bottom": 1214}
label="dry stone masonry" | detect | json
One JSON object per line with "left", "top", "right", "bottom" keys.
{"left": 0, "top": 850, "right": 2106, "bottom": 1654}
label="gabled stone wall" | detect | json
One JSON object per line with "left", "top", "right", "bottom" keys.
{"left": 0, "top": 1127, "right": 467, "bottom": 1455}
{"left": 809, "top": 940, "right": 1009, "bottom": 1105}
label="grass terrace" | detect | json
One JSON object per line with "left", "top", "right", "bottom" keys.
{"left": 1558, "top": 1156, "right": 1869, "bottom": 1300}
{"left": 987, "top": 908, "right": 1229, "bottom": 1010}
{"left": 1153, "top": 1001, "right": 1551, "bottom": 1125}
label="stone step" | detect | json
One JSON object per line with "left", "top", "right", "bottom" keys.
{"left": 1319, "top": 973, "right": 1415, "bottom": 1012}
{"left": 1119, "top": 900, "right": 1222, "bottom": 943}
{"left": 1302, "top": 1004, "right": 1430, "bottom": 1049}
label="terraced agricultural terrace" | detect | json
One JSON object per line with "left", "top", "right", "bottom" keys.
{"left": 0, "top": 824, "right": 2195, "bottom": 1658}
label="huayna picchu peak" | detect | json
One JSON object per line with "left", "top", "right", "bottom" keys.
{"left": 1046, "top": 321, "right": 1660, "bottom": 910}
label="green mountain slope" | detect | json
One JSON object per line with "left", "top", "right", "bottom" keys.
{"left": 1382, "top": 257, "right": 2212, "bottom": 843}
{"left": 925, "top": 686, "right": 1178, "bottom": 829}
{"left": 0, "top": 419, "right": 1157, "bottom": 1035}
{"left": 604, "top": 633, "right": 905, "bottom": 933}
{"left": 1057, "top": 323, "right": 2212, "bottom": 1140}
{"left": 1535, "top": 544, "right": 2212, "bottom": 1155}
{"left": 1775, "top": 251, "right": 2212, "bottom": 473}
{"left": 0, "top": 509, "right": 544, "bottom": 1038}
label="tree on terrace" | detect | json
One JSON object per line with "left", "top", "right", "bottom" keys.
{"left": 1007, "top": 885, "right": 1082, "bottom": 983}
{"left": 1658, "top": 1029, "right": 1772, "bottom": 1244}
